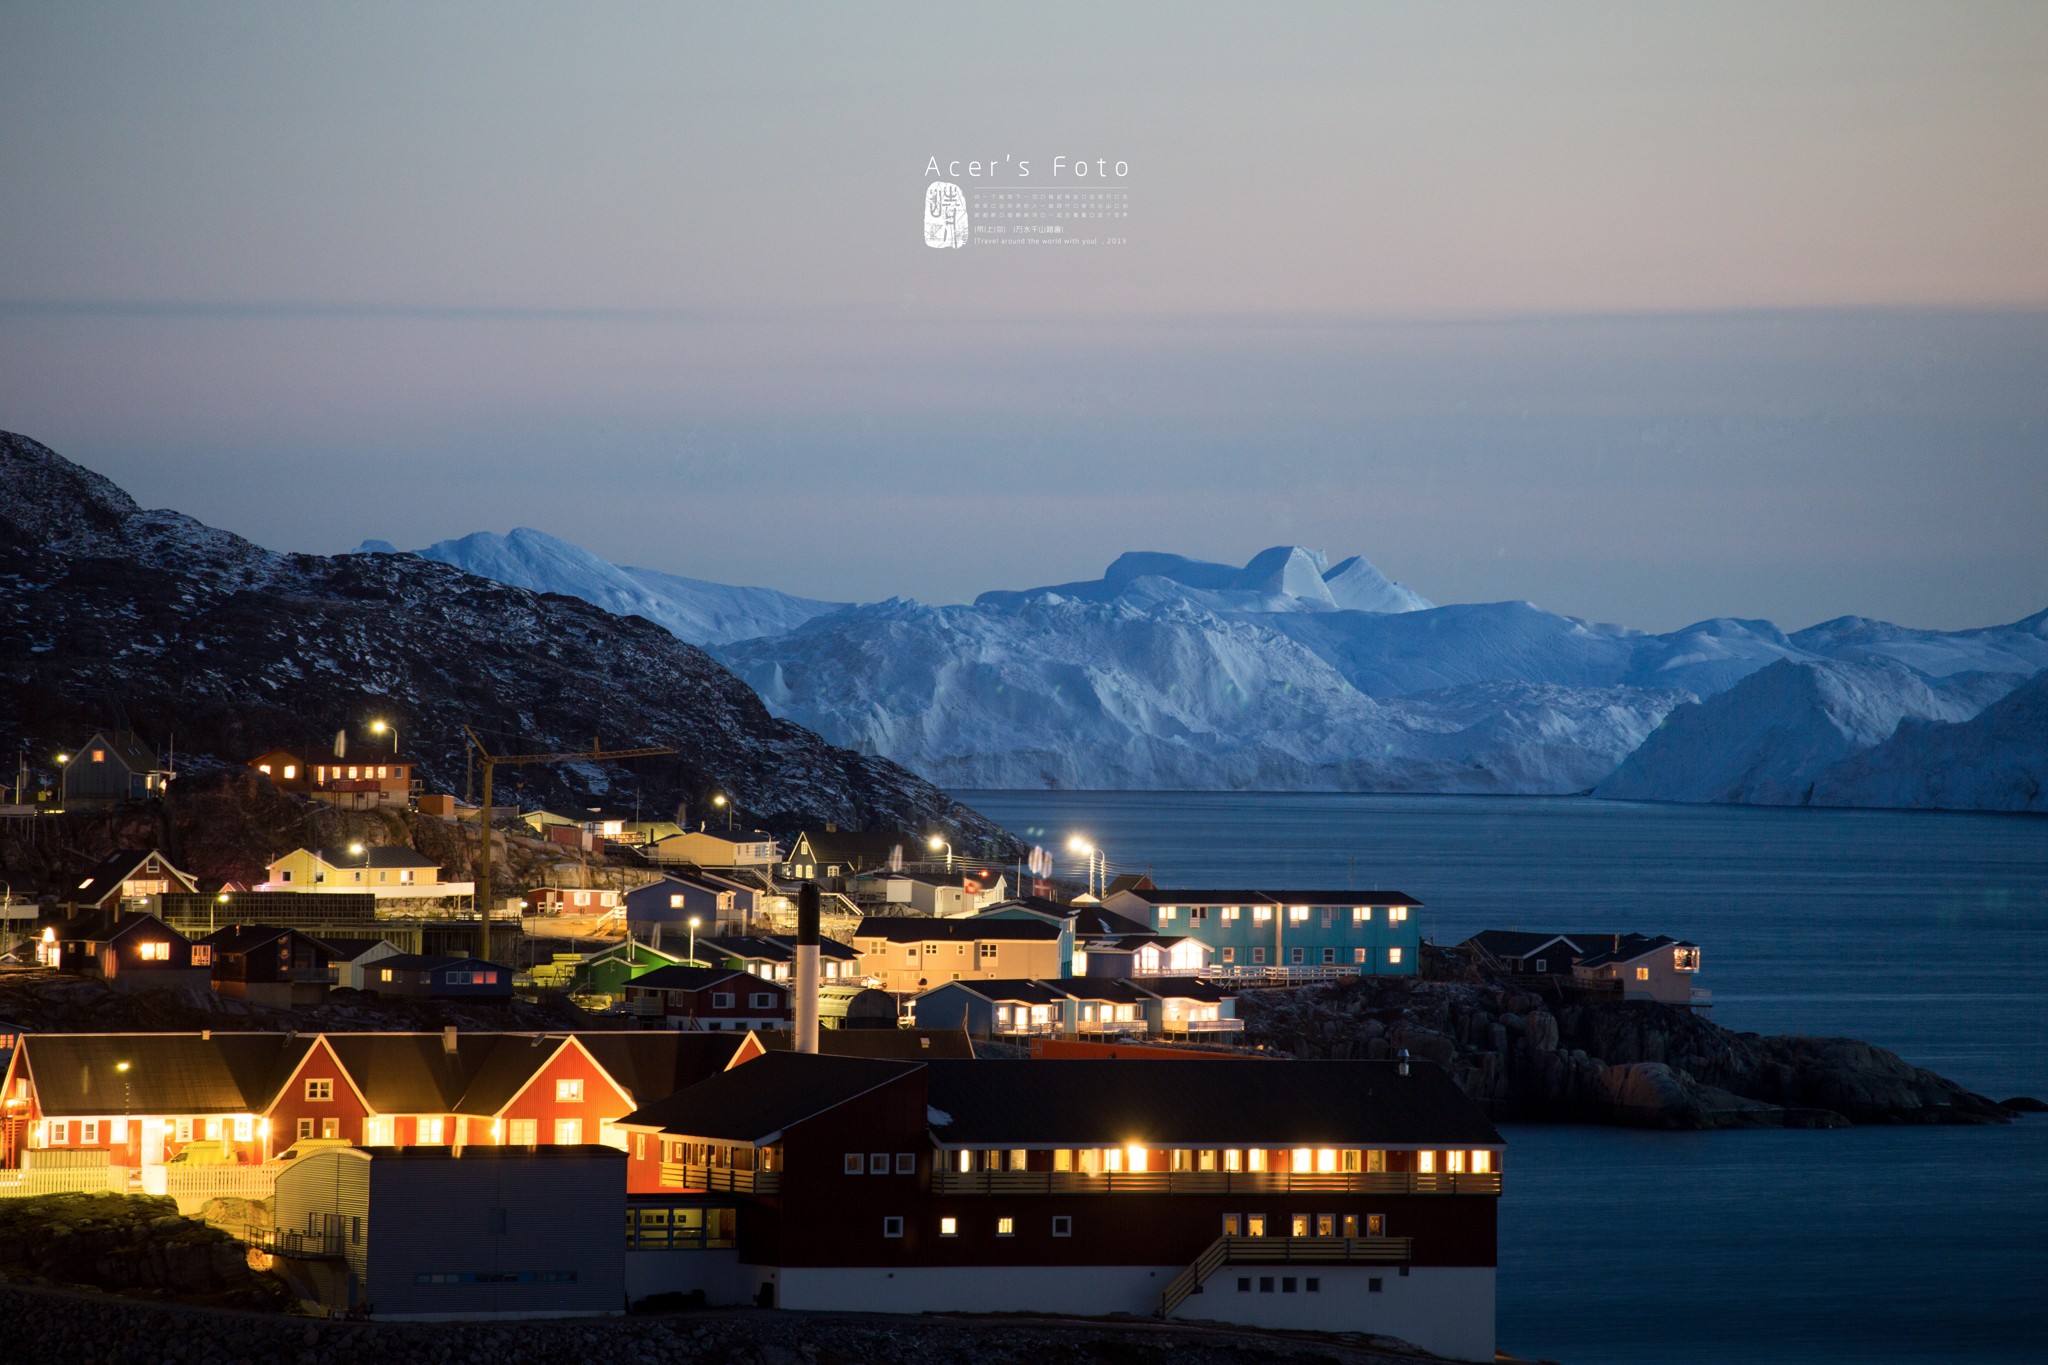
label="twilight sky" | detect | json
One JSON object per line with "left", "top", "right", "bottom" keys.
{"left": 2, "top": 2, "right": 2044, "bottom": 630}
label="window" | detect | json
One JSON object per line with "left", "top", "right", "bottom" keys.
{"left": 1246, "top": 1213, "right": 1267, "bottom": 1237}
{"left": 416, "top": 1117, "right": 445, "bottom": 1145}
{"left": 1369, "top": 1277, "right": 1384, "bottom": 1293}
{"left": 1222, "top": 906, "right": 1239, "bottom": 922}
{"left": 1534, "top": 958, "right": 1547, "bottom": 972}
{"left": 554, "top": 1119, "right": 582, "bottom": 1145}
{"left": 508, "top": 1119, "right": 537, "bottom": 1145}
{"left": 92, "top": 749, "right": 105, "bottom": 763}
{"left": 1191, "top": 907, "right": 1208, "bottom": 922}
{"left": 634, "top": 1134, "right": 646, "bottom": 1160}
{"left": 175, "top": 1119, "right": 192, "bottom": 1142}
{"left": 1237, "top": 1277, "right": 1251, "bottom": 1292}
{"left": 670, "top": 894, "right": 685, "bottom": 909}
{"left": 1052, "top": 1215, "right": 1071, "bottom": 1237}
{"left": 1259, "top": 1277, "right": 1275, "bottom": 1293}
{"left": 281, "top": 870, "right": 292, "bottom": 883}
{"left": 1288, "top": 906, "right": 1309, "bottom": 924}
{"left": 1291, "top": 1213, "right": 1310, "bottom": 1237}
{"left": 977, "top": 943, "right": 996, "bottom": 959}
{"left": 1221, "top": 947, "right": 1235, "bottom": 963}
{"left": 81, "top": 1120, "right": 99, "bottom": 1144}
{"left": 1447, "top": 1150, "right": 1467, "bottom": 1173}
{"left": 1283, "top": 1276, "right": 1297, "bottom": 1293}
{"left": 844, "top": 1153, "right": 865, "bottom": 1174}
{"left": 940, "top": 1217, "right": 958, "bottom": 1236}
{"left": 1322, "top": 948, "right": 1336, "bottom": 964}
{"left": 1316, "top": 1213, "right": 1335, "bottom": 1237}
{"left": 137, "top": 941, "right": 170, "bottom": 962}
{"left": 1319, "top": 909, "right": 1334, "bottom": 928}
{"left": 882, "top": 1217, "right": 904, "bottom": 1238}
{"left": 305, "top": 1078, "right": 333, "bottom": 1102}
{"left": 1306, "top": 1277, "right": 1321, "bottom": 1293}
{"left": 1417, "top": 1150, "right": 1436, "bottom": 1173}
{"left": 380, "top": 968, "right": 394, "bottom": 982}
{"left": 996, "top": 1217, "right": 1014, "bottom": 1236}
{"left": 1354, "top": 947, "right": 1368, "bottom": 963}
{"left": 322, "top": 1118, "right": 339, "bottom": 1139}
{"left": 872, "top": 1152, "right": 889, "bottom": 1172}
{"left": 283, "top": 765, "right": 296, "bottom": 779}
{"left": 1473, "top": 1150, "right": 1494, "bottom": 1173}
{"left": 297, "top": 1118, "right": 314, "bottom": 1140}
{"left": 711, "top": 993, "right": 735, "bottom": 1008}
{"left": 1636, "top": 966, "right": 1651, "bottom": 981}
{"left": 750, "top": 993, "right": 777, "bottom": 1009}
{"left": 1389, "top": 906, "right": 1409, "bottom": 923}
{"left": 556, "top": 1078, "right": 584, "bottom": 1103}
{"left": 1387, "top": 948, "right": 1403, "bottom": 965}
{"left": 258, "top": 763, "right": 272, "bottom": 775}
{"left": 1221, "top": 1213, "right": 1241, "bottom": 1236}
{"left": 1352, "top": 906, "right": 1370, "bottom": 923}
{"left": 1252, "top": 948, "right": 1266, "bottom": 965}
{"left": 1252, "top": 906, "right": 1272, "bottom": 923}
{"left": 1159, "top": 907, "right": 1176, "bottom": 922}
{"left": 1289, "top": 948, "right": 1304, "bottom": 965}
{"left": 895, "top": 1153, "right": 915, "bottom": 1174}
{"left": 204, "top": 1118, "right": 223, "bottom": 1141}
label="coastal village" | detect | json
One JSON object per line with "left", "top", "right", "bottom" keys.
{"left": 0, "top": 718, "right": 2019, "bottom": 1364}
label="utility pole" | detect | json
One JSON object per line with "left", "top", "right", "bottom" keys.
{"left": 461, "top": 727, "right": 675, "bottom": 963}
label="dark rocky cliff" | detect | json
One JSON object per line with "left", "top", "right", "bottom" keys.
{"left": 0, "top": 431, "right": 1013, "bottom": 852}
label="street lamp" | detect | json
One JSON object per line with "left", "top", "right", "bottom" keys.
{"left": 369, "top": 719, "right": 399, "bottom": 757}
{"left": 927, "top": 835, "right": 952, "bottom": 872}
{"left": 712, "top": 794, "right": 731, "bottom": 830}
{"left": 1068, "top": 836, "right": 1106, "bottom": 898}
{"left": 688, "top": 915, "right": 702, "bottom": 967}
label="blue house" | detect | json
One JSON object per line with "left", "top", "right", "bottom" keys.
{"left": 622, "top": 871, "right": 762, "bottom": 945}
{"left": 1101, "top": 887, "right": 1422, "bottom": 978}
{"left": 364, "top": 954, "right": 513, "bottom": 999}
{"left": 910, "top": 976, "right": 1241, "bottom": 1040}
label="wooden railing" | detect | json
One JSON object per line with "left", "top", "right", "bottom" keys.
{"left": 657, "top": 1162, "right": 779, "bottom": 1195}
{"left": 1159, "top": 1236, "right": 1414, "bottom": 1316}
{"left": 933, "top": 1169, "right": 1498, "bottom": 1197}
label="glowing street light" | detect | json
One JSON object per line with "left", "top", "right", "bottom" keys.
{"left": 369, "top": 718, "right": 399, "bottom": 756}
{"left": 1068, "top": 836, "right": 1106, "bottom": 898}
{"left": 927, "top": 835, "right": 952, "bottom": 872}
{"left": 712, "top": 793, "right": 732, "bottom": 830}
{"left": 688, "top": 915, "right": 702, "bottom": 967}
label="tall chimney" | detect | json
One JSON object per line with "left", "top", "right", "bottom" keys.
{"left": 793, "top": 882, "right": 821, "bottom": 1054}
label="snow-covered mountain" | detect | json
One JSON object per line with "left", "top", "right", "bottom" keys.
{"left": 1809, "top": 671, "right": 2048, "bottom": 813}
{"left": 1592, "top": 658, "right": 2018, "bottom": 805}
{"left": 373, "top": 527, "right": 2048, "bottom": 809}
{"left": 366, "top": 528, "right": 847, "bottom": 646}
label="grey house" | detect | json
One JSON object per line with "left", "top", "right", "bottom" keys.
{"left": 59, "top": 730, "right": 168, "bottom": 809}
{"left": 272, "top": 1145, "right": 626, "bottom": 1320}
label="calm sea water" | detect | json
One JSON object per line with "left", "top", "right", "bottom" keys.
{"left": 960, "top": 791, "right": 2048, "bottom": 1364}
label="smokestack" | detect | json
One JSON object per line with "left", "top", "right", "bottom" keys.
{"left": 1396, "top": 1047, "right": 1411, "bottom": 1078}
{"left": 793, "top": 882, "right": 820, "bottom": 1055}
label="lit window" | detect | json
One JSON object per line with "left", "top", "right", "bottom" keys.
{"left": 1291, "top": 1213, "right": 1309, "bottom": 1237}
{"left": 257, "top": 764, "right": 272, "bottom": 775}
{"left": 1246, "top": 1213, "right": 1267, "bottom": 1237}
{"left": 1447, "top": 1150, "right": 1467, "bottom": 1173}
{"left": 669, "top": 894, "right": 685, "bottom": 909}
{"left": 1417, "top": 1150, "right": 1436, "bottom": 1173}
{"left": 1387, "top": 948, "right": 1403, "bottom": 965}
{"left": 366, "top": 1117, "right": 395, "bottom": 1145}
{"left": 380, "top": 969, "right": 393, "bottom": 982}
{"left": 1222, "top": 1213, "right": 1241, "bottom": 1235}
{"left": 1222, "top": 947, "right": 1235, "bottom": 963}
{"left": 417, "top": 1117, "right": 445, "bottom": 1145}
{"left": 1636, "top": 966, "right": 1650, "bottom": 981}
{"left": 1316, "top": 1148, "right": 1337, "bottom": 1173}
{"left": 1352, "top": 907, "right": 1369, "bottom": 923}
{"left": 1104, "top": 1148, "right": 1123, "bottom": 1173}
{"left": 996, "top": 1217, "right": 1014, "bottom": 1237}
{"left": 1252, "top": 906, "right": 1272, "bottom": 923}
{"left": 92, "top": 749, "right": 105, "bottom": 763}
{"left": 234, "top": 1115, "right": 253, "bottom": 1141}
{"left": 508, "top": 1119, "right": 536, "bottom": 1145}
{"left": 1288, "top": 906, "right": 1309, "bottom": 923}
{"left": 940, "top": 1217, "right": 958, "bottom": 1236}
{"left": 556, "top": 1079, "right": 584, "bottom": 1103}
{"left": 204, "top": 1118, "right": 223, "bottom": 1141}
{"left": 1222, "top": 906, "right": 1239, "bottom": 922}
{"left": 82, "top": 1120, "right": 99, "bottom": 1144}
{"left": 554, "top": 1119, "right": 582, "bottom": 1144}
{"left": 1159, "top": 907, "right": 1176, "bottom": 922}
{"left": 1354, "top": 947, "right": 1368, "bottom": 963}
{"left": 283, "top": 765, "right": 296, "bottom": 779}
{"left": 1472, "top": 1150, "right": 1493, "bottom": 1174}
{"left": 1291, "top": 1148, "right": 1311, "bottom": 1172}
{"left": 1248, "top": 1148, "right": 1267, "bottom": 1172}
{"left": 1389, "top": 907, "right": 1409, "bottom": 923}
{"left": 190, "top": 946, "right": 211, "bottom": 966}
{"left": 305, "top": 1079, "right": 333, "bottom": 1102}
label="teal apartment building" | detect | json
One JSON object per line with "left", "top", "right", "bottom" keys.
{"left": 1101, "top": 887, "right": 1422, "bottom": 978}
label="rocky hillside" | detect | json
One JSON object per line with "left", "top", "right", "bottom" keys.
{"left": 0, "top": 431, "right": 1012, "bottom": 852}
{"left": 1239, "top": 951, "right": 2024, "bottom": 1128}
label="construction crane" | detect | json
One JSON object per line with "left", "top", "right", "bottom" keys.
{"left": 461, "top": 726, "right": 677, "bottom": 961}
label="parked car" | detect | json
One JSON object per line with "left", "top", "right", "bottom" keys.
{"left": 265, "top": 1138, "right": 353, "bottom": 1167}
{"left": 164, "top": 1140, "right": 239, "bottom": 1167}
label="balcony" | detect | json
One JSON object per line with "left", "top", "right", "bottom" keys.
{"left": 657, "top": 1162, "right": 779, "bottom": 1195}
{"left": 931, "top": 1169, "right": 1499, "bottom": 1197}
{"left": 1174, "top": 1018, "right": 1245, "bottom": 1034}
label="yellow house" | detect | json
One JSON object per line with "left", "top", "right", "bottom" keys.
{"left": 645, "top": 829, "right": 779, "bottom": 869}
{"left": 261, "top": 846, "right": 472, "bottom": 900}
{"left": 851, "top": 916, "right": 1066, "bottom": 993}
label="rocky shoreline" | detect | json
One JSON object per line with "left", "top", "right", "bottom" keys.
{"left": 1238, "top": 949, "right": 2028, "bottom": 1128}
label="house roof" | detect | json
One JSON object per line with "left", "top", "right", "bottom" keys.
{"left": 854, "top": 917, "right": 1061, "bottom": 944}
{"left": 1068, "top": 907, "right": 1156, "bottom": 938}
{"left": 917, "top": 978, "right": 1071, "bottom": 1006}
{"left": 72, "top": 730, "right": 157, "bottom": 772}
{"left": 312, "top": 936, "right": 398, "bottom": 962}
{"left": 1574, "top": 934, "right": 1696, "bottom": 969}
{"left": 53, "top": 909, "right": 189, "bottom": 948}
{"left": 304, "top": 846, "right": 441, "bottom": 870}
{"left": 617, "top": 1051, "right": 921, "bottom": 1143}
{"left": 1138, "top": 977, "right": 1237, "bottom": 1003}
{"left": 699, "top": 934, "right": 860, "bottom": 965}
{"left": 22, "top": 1032, "right": 309, "bottom": 1117}
{"left": 572, "top": 1031, "right": 748, "bottom": 1103}
{"left": 628, "top": 964, "right": 774, "bottom": 994}
{"left": 790, "top": 830, "right": 906, "bottom": 865}
{"left": 1462, "top": 930, "right": 1584, "bottom": 961}
{"left": 749, "top": 1028, "right": 975, "bottom": 1060}
{"left": 199, "top": 924, "right": 332, "bottom": 958}
{"left": 373, "top": 954, "right": 498, "bottom": 974}
{"left": 452, "top": 1035, "right": 582, "bottom": 1116}
{"left": 1051, "top": 978, "right": 1156, "bottom": 1004}
{"left": 923, "top": 1059, "right": 1502, "bottom": 1147}
{"left": 1113, "top": 889, "right": 1423, "bottom": 908}
{"left": 321, "top": 1033, "right": 505, "bottom": 1113}
{"left": 71, "top": 849, "right": 197, "bottom": 907}
{"left": 865, "top": 870, "right": 1001, "bottom": 889}
{"left": 1103, "top": 873, "right": 1156, "bottom": 897}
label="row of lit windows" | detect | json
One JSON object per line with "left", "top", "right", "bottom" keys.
{"left": 951, "top": 1146, "right": 1496, "bottom": 1174}
{"left": 1157, "top": 905, "right": 1411, "bottom": 925}
{"left": 1219, "top": 945, "right": 1403, "bottom": 966}
{"left": 1225, "top": 1212, "right": 1386, "bottom": 1238}
{"left": 938, "top": 1215, "right": 1071, "bottom": 1237}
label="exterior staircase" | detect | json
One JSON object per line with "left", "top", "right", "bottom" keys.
{"left": 1158, "top": 1235, "right": 1415, "bottom": 1317}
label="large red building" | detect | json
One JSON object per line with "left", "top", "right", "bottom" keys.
{"left": 616, "top": 1051, "right": 1502, "bottom": 1361}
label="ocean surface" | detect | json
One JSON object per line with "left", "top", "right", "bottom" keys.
{"left": 959, "top": 791, "right": 2048, "bottom": 1364}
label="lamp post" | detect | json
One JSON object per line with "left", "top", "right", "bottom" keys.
{"left": 1068, "top": 836, "right": 1105, "bottom": 898}
{"left": 688, "top": 915, "right": 702, "bottom": 968}
{"left": 712, "top": 794, "right": 731, "bottom": 831}
{"left": 369, "top": 719, "right": 399, "bottom": 757}
{"left": 927, "top": 835, "right": 952, "bottom": 873}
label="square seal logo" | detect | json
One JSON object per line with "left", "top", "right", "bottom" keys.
{"left": 924, "top": 181, "right": 968, "bottom": 249}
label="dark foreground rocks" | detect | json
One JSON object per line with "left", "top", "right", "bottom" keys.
{"left": 1240, "top": 954, "right": 2022, "bottom": 1129}
{"left": 0, "top": 1194, "right": 291, "bottom": 1310}
{"left": 0, "top": 1281, "right": 1462, "bottom": 1365}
